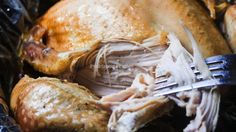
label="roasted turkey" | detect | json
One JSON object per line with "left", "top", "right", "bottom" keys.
{"left": 16, "top": 0, "right": 235, "bottom": 132}
{"left": 21, "top": 0, "right": 231, "bottom": 75}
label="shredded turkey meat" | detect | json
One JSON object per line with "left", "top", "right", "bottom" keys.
{"left": 74, "top": 31, "right": 168, "bottom": 96}
{"left": 98, "top": 74, "right": 172, "bottom": 132}
{"left": 72, "top": 30, "right": 220, "bottom": 132}
{"left": 155, "top": 29, "right": 220, "bottom": 132}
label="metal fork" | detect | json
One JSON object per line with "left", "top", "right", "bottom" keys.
{"left": 153, "top": 54, "right": 236, "bottom": 97}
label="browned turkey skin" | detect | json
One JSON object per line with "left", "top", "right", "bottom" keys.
{"left": 21, "top": 0, "right": 230, "bottom": 76}
{"left": 10, "top": 76, "right": 109, "bottom": 132}
{"left": 17, "top": 0, "right": 233, "bottom": 132}
{"left": 225, "top": 5, "right": 236, "bottom": 53}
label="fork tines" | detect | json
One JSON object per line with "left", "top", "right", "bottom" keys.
{"left": 154, "top": 54, "right": 236, "bottom": 95}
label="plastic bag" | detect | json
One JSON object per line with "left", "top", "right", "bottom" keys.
{"left": 0, "top": 0, "right": 40, "bottom": 101}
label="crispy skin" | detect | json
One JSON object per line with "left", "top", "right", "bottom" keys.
{"left": 142, "top": 0, "right": 231, "bottom": 57}
{"left": 10, "top": 76, "right": 109, "bottom": 132}
{"left": 225, "top": 5, "right": 236, "bottom": 53}
{"left": 22, "top": 0, "right": 156, "bottom": 75}
{"left": 22, "top": 0, "right": 231, "bottom": 75}
{"left": 38, "top": 0, "right": 155, "bottom": 52}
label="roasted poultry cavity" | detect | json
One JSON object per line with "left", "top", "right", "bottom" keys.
{"left": 16, "top": 0, "right": 234, "bottom": 132}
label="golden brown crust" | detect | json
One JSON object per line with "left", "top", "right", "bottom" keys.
{"left": 38, "top": 0, "right": 156, "bottom": 52}
{"left": 10, "top": 75, "right": 33, "bottom": 111}
{"left": 143, "top": 0, "right": 231, "bottom": 57}
{"left": 22, "top": 0, "right": 231, "bottom": 75}
{"left": 11, "top": 76, "right": 109, "bottom": 132}
{"left": 22, "top": 0, "right": 156, "bottom": 75}
{"left": 225, "top": 5, "right": 236, "bottom": 53}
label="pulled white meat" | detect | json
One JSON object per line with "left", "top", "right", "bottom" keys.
{"left": 155, "top": 30, "right": 220, "bottom": 132}
{"left": 74, "top": 30, "right": 220, "bottom": 132}
{"left": 99, "top": 74, "right": 172, "bottom": 132}
{"left": 74, "top": 31, "right": 174, "bottom": 131}
{"left": 183, "top": 89, "right": 220, "bottom": 132}
{"left": 75, "top": 32, "right": 168, "bottom": 96}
